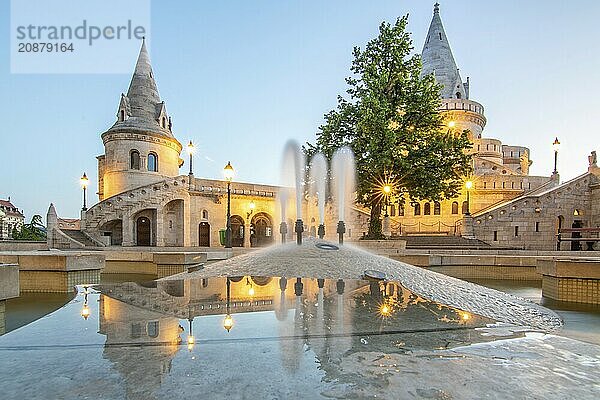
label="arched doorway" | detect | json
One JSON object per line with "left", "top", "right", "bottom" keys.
{"left": 199, "top": 222, "right": 210, "bottom": 247}
{"left": 99, "top": 219, "right": 123, "bottom": 246}
{"left": 571, "top": 220, "right": 583, "bottom": 251}
{"left": 136, "top": 217, "right": 151, "bottom": 246}
{"left": 163, "top": 199, "right": 184, "bottom": 247}
{"left": 251, "top": 212, "right": 274, "bottom": 247}
{"left": 230, "top": 215, "right": 245, "bottom": 247}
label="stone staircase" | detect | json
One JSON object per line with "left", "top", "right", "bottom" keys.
{"left": 60, "top": 229, "right": 100, "bottom": 247}
{"left": 83, "top": 176, "right": 192, "bottom": 242}
{"left": 402, "top": 235, "right": 493, "bottom": 250}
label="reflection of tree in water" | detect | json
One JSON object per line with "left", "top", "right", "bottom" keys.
{"left": 304, "top": 280, "right": 495, "bottom": 386}
{"left": 349, "top": 281, "right": 491, "bottom": 353}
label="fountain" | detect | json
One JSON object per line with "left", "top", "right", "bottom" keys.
{"left": 280, "top": 140, "right": 306, "bottom": 245}
{"left": 309, "top": 153, "right": 328, "bottom": 239}
{"left": 331, "top": 147, "right": 356, "bottom": 244}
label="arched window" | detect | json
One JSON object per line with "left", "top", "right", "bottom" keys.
{"left": 451, "top": 201, "right": 459, "bottom": 215}
{"left": 414, "top": 203, "right": 421, "bottom": 216}
{"left": 455, "top": 92, "right": 461, "bottom": 99}
{"left": 462, "top": 201, "right": 469, "bottom": 214}
{"left": 398, "top": 204, "right": 404, "bottom": 216}
{"left": 202, "top": 210, "right": 209, "bottom": 220}
{"left": 119, "top": 109, "right": 125, "bottom": 121}
{"left": 434, "top": 202, "right": 441, "bottom": 215}
{"left": 148, "top": 153, "right": 158, "bottom": 172}
{"left": 146, "top": 321, "right": 159, "bottom": 338}
{"left": 424, "top": 203, "right": 431, "bottom": 215}
{"left": 130, "top": 150, "right": 140, "bottom": 170}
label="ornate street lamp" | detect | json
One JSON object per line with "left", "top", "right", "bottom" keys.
{"left": 246, "top": 201, "right": 255, "bottom": 220}
{"left": 187, "top": 141, "right": 195, "bottom": 175}
{"left": 223, "top": 162, "right": 234, "bottom": 249}
{"left": 552, "top": 137, "right": 560, "bottom": 175}
{"left": 465, "top": 180, "right": 473, "bottom": 216}
{"left": 382, "top": 184, "right": 392, "bottom": 217}
{"left": 80, "top": 173, "right": 89, "bottom": 211}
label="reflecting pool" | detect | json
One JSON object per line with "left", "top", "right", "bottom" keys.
{"left": 1, "top": 275, "right": 598, "bottom": 399}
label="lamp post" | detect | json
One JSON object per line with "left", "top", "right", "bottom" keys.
{"left": 465, "top": 180, "right": 473, "bottom": 216}
{"left": 187, "top": 141, "right": 195, "bottom": 187}
{"left": 245, "top": 201, "right": 255, "bottom": 248}
{"left": 80, "top": 173, "right": 89, "bottom": 211}
{"left": 223, "top": 162, "right": 234, "bottom": 249}
{"left": 552, "top": 137, "right": 560, "bottom": 175}
{"left": 382, "top": 184, "right": 392, "bottom": 237}
{"left": 187, "top": 141, "right": 195, "bottom": 175}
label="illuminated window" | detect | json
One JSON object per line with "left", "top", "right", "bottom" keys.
{"left": 148, "top": 153, "right": 158, "bottom": 172}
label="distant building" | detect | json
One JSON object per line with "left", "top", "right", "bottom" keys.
{"left": 0, "top": 198, "right": 25, "bottom": 240}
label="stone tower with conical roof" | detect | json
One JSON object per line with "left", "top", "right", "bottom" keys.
{"left": 421, "top": 3, "right": 487, "bottom": 148}
{"left": 97, "top": 40, "right": 183, "bottom": 200}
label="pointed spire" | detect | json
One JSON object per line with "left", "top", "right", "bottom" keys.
{"left": 421, "top": 3, "right": 467, "bottom": 100}
{"left": 126, "top": 38, "right": 162, "bottom": 121}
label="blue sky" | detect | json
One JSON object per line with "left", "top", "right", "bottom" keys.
{"left": 1, "top": 0, "right": 599, "bottom": 220}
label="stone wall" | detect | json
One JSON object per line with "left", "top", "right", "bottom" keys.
{"left": 471, "top": 173, "right": 598, "bottom": 250}
{"left": 0, "top": 241, "right": 47, "bottom": 251}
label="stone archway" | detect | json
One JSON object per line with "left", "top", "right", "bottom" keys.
{"left": 163, "top": 199, "right": 184, "bottom": 247}
{"left": 136, "top": 216, "right": 151, "bottom": 246}
{"left": 230, "top": 215, "right": 245, "bottom": 247}
{"left": 251, "top": 212, "right": 274, "bottom": 247}
{"left": 99, "top": 219, "right": 123, "bottom": 246}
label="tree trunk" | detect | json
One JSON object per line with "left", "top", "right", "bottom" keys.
{"left": 367, "top": 202, "right": 385, "bottom": 239}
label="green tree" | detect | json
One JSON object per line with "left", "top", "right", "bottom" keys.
{"left": 305, "top": 16, "right": 472, "bottom": 238}
{"left": 12, "top": 215, "right": 47, "bottom": 241}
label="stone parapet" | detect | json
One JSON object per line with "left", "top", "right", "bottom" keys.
{"left": 0, "top": 263, "right": 19, "bottom": 301}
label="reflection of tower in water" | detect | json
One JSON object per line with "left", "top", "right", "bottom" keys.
{"left": 99, "top": 294, "right": 181, "bottom": 400}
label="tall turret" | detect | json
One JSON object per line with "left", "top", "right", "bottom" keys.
{"left": 421, "top": 3, "right": 486, "bottom": 143}
{"left": 97, "top": 39, "right": 183, "bottom": 200}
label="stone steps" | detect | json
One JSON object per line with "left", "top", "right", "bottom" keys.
{"left": 402, "top": 235, "right": 493, "bottom": 249}
{"left": 60, "top": 230, "right": 98, "bottom": 247}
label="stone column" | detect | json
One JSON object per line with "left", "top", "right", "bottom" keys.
{"left": 122, "top": 216, "right": 135, "bottom": 247}
{"left": 244, "top": 221, "right": 251, "bottom": 248}
{"left": 46, "top": 203, "right": 58, "bottom": 248}
{"left": 155, "top": 209, "right": 165, "bottom": 247}
{"left": 462, "top": 215, "right": 475, "bottom": 239}
{"left": 382, "top": 216, "right": 391, "bottom": 238}
{"left": 183, "top": 198, "right": 191, "bottom": 247}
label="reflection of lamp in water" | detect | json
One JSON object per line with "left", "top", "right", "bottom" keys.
{"left": 187, "top": 317, "right": 195, "bottom": 351}
{"left": 378, "top": 302, "right": 392, "bottom": 318}
{"left": 80, "top": 286, "right": 90, "bottom": 320}
{"left": 246, "top": 277, "right": 255, "bottom": 296}
{"left": 223, "top": 277, "right": 234, "bottom": 332}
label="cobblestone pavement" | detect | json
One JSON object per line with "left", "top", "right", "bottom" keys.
{"left": 164, "top": 239, "right": 563, "bottom": 331}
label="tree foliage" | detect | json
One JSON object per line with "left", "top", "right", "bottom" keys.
{"left": 12, "top": 215, "right": 46, "bottom": 241}
{"left": 305, "top": 16, "right": 472, "bottom": 238}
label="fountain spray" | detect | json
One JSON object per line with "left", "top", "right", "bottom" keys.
{"left": 309, "top": 153, "right": 327, "bottom": 240}
{"left": 332, "top": 147, "right": 355, "bottom": 245}
{"left": 281, "top": 140, "right": 306, "bottom": 245}
{"left": 279, "top": 188, "right": 289, "bottom": 244}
